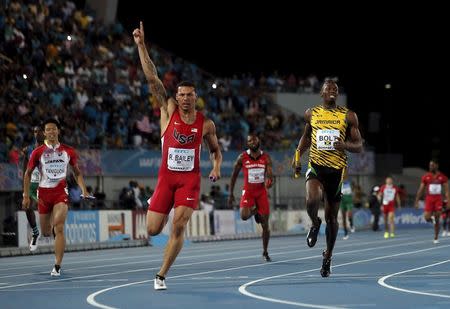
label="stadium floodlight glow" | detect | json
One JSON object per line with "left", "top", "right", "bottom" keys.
{"left": 67, "top": 35, "right": 72, "bottom": 41}
{"left": 385, "top": 83, "right": 391, "bottom": 89}
{"left": 212, "top": 83, "right": 217, "bottom": 89}
{"left": 23, "top": 74, "right": 27, "bottom": 79}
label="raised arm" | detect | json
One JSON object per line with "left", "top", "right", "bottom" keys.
{"left": 228, "top": 153, "right": 243, "bottom": 207}
{"left": 133, "top": 22, "right": 170, "bottom": 115}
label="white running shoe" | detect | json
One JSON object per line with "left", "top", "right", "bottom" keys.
{"left": 29, "top": 234, "right": 39, "bottom": 252}
{"left": 350, "top": 226, "right": 355, "bottom": 233}
{"left": 343, "top": 235, "right": 349, "bottom": 240}
{"left": 433, "top": 239, "right": 440, "bottom": 244}
{"left": 442, "top": 231, "right": 447, "bottom": 237}
{"left": 154, "top": 275, "right": 167, "bottom": 290}
{"left": 50, "top": 267, "right": 61, "bottom": 276}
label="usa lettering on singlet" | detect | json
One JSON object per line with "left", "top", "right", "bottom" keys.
{"left": 309, "top": 105, "right": 348, "bottom": 169}
{"left": 160, "top": 109, "right": 204, "bottom": 173}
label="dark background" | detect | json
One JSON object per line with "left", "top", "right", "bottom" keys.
{"left": 115, "top": 2, "right": 448, "bottom": 173}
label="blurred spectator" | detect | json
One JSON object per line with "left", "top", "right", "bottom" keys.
{"left": 94, "top": 187, "right": 106, "bottom": 208}
{"left": 368, "top": 186, "right": 381, "bottom": 231}
{"left": 352, "top": 182, "right": 364, "bottom": 209}
{"left": 69, "top": 184, "right": 82, "bottom": 209}
{"left": 219, "top": 134, "right": 231, "bottom": 152}
{"left": 398, "top": 184, "right": 407, "bottom": 207}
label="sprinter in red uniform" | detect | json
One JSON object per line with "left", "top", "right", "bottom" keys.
{"left": 415, "top": 159, "right": 449, "bottom": 243}
{"left": 228, "top": 134, "right": 274, "bottom": 262}
{"left": 134, "top": 21, "right": 222, "bottom": 290}
{"left": 22, "top": 118, "right": 90, "bottom": 276}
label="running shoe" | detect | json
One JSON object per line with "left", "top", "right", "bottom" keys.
{"left": 307, "top": 217, "right": 321, "bottom": 247}
{"left": 262, "top": 252, "right": 272, "bottom": 262}
{"left": 154, "top": 274, "right": 167, "bottom": 290}
{"left": 50, "top": 266, "right": 61, "bottom": 276}
{"left": 320, "top": 250, "right": 331, "bottom": 278}
{"left": 29, "top": 233, "right": 39, "bottom": 252}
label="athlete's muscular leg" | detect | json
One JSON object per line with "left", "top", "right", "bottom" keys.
{"left": 240, "top": 206, "right": 256, "bottom": 220}
{"left": 388, "top": 211, "right": 395, "bottom": 234}
{"left": 434, "top": 211, "right": 441, "bottom": 240}
{"left": 306, "top": 179, "right": 324, "bottom": 226}
{"left": 25, "top": 207, "right": 37, "bottom": 230}
{"left": 424, "top": 211, "right": 433, "bottom": 222}
{"left": 39, "top": 213, "right": 52, "bottom": 237}
{"left": 158, "top": 206, "right": 194, "bottom": 277}
{"left": 324, "top": 199, "right": 340, "bottom": 259}
{"left": 147, "top": 210, "right": 169, "bottom": 236}
{"left": 52, "top": 203, "right": 68, "bottom": 265}
{"left": 260, "top": 214, "right": 270, "bottom": 254}
{"left": 383, "top": 213, "right": 389, "bottom": 233}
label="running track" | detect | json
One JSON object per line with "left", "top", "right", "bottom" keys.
{"left": 1, "top": 228, "right": 449, "bottom": 309}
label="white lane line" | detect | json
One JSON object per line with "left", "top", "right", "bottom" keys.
{"left": 0, "top": 242, "right": 267, "bottom": 271}
{"left": 238, "top": 245, "right": 450, "bottom": 309}
{"left": 378, "top": 259, "right": 450, "bottom": 298}
{"left": 85, "top": 240, "right": 448, "bottom": 309}
{"left": 0, "top": 244, "right": 309, "bottom": 280}
{"left": 0, "top": 234, "right": 427, "bottom": 278}
{"left": 0, "top": 233, "right": 424, "bottom": 270}
{"left": 0, "top": 237, "right": 436, "bottom": 288}
{"left": 0, "top": 246, "right": 325, "bottom": 290}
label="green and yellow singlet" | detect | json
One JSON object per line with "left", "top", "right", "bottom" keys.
{"left": 309, "top": 105, "right": 348, "bottom": 170}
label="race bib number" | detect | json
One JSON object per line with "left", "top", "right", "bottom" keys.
{"left": 428, "top": 184, "right": 442, "bottom": 195}
{"left": 167, "top": 148, "right": 195, "bottom": 171}
{"left": 43, "top": 163, "right": 67, "bottom": 180}
{"left": 316, "top": 129, "right": 340, "bottom": 150}
{"left": 382, "top": 188, "right": 396, "bottom": 205}
{"left": 248, "top": 168, "right": 265, "bottom": 183}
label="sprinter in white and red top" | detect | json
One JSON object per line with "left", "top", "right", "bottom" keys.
{"left": 22, "top": 118, "right": 90, "bottom": 277}
{"left": 378, "top": 176, "right": 401, "bottom": 239}
{"left": 134, "top": 21, "right": 222, "bottom": 290}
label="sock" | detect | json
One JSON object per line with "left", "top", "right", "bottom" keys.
{"left": 54, "top": 264, "right": 61, "bottom": 272}
{"left": 156, "top": 274, "right": 165, "bottom": 280}
{"left": 32, "top": 226, "right": 39, "bottom": 236}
